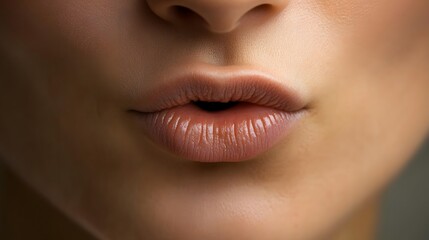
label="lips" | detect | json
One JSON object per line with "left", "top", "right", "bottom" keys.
{"left": 130, "top": 68, "right": 307, "bottom": 163}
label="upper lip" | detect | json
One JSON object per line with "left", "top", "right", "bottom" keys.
{"left": 132, "top": 67, "right": 306, "bottom": 113}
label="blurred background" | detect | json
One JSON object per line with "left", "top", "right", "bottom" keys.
{"left": 378, "top": 138, "right": 429, "bottom": 239}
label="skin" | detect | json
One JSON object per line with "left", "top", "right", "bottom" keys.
{"left": 0, "top": 0, "right": 428, "bottom": 239}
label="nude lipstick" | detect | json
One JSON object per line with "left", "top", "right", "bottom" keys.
{"left": 130, "top": 69, "right": 306, "bottom": 163}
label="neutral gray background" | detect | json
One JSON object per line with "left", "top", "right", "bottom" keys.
{"left": 378, "top": 137, "right": 429, "bottom": 239}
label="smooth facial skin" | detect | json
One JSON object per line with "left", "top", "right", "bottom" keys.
{"left": 0, "top": 0, "right": 428, "bottom": 239}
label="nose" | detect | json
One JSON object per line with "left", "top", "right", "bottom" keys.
{"left": 146, "top": 0, "right": 288, "bottom": 33}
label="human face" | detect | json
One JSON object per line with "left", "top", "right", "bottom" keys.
{"left": 0, "top": 0, "right": 428, "bottom": 239}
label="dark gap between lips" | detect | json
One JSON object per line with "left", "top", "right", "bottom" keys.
{"left": 193, "top": 101, "right": 240, "bottom": 112}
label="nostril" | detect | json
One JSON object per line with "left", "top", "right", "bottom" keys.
{"left": 169, "top": 5, "right": 208, "bottom": 26}
{"left": 252, "top": 4, "right": 273, "bottom": 12}
{"left": 246, "top": 4, "right": 277, "bottom": 21}
{"left": 172, "top": 6, "right": 194, "bottom": 17}
{"left": 146, "top": 0, "right": 288, "bottom": 33}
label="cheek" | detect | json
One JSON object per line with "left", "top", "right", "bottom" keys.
{"left": 314, "top": 0, "right": 429, "bottom": 24}
{"left": 307, "top": 0, "right": 429, "bottom": 127}
{"left": 293, "top": 0, "right": 429, "bottom": 223}
{"left": 0, "top": 0, "right": 125, "bottom": 198}
{"left": 307, "top": 41, "right": 429, "bottom": 203}
{"left": 313, "top": 0, "right": 429, "bottom": 53}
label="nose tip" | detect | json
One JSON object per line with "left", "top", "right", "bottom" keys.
{"left": 146, "top": 0, "right": 287, "bottom": 33}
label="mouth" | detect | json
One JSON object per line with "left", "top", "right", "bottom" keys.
{"left": 129, "top": 69, "right": 307, "bottom": 163}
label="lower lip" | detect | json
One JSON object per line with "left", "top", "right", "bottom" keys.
{"left": 133, "top": 103, "right": 304, "bottom": 163}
